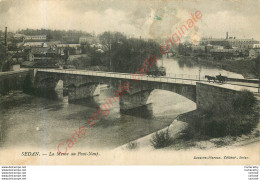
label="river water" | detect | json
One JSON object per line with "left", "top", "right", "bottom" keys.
{"left": 0, "top": 57, "right": 243, "bottom": 150}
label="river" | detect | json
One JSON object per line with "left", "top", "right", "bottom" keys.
{"left": 0, "top": 57, "right": 243, "bottom": 150}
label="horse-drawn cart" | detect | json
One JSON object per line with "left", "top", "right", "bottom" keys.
{"left": 205, "top": 74, "right": 227, "bottom": 84}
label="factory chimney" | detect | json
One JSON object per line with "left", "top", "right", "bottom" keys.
{"left": 226, "top": 32, "right": 228, "bottom": 40}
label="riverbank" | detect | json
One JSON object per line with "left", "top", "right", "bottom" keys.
{"left": 115, "top": 110, "right": 259, "bottom": 152}
{"left": 175, "top": 55, "right": 258, "bottom": 79}
{"left": 116, "top": 92, "right": 260, "bottom": 151}
{"left": 114, "top": 117, "right": 188, "bottom": 151}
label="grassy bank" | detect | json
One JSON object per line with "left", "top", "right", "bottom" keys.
{"left": 179, "top": 90, "right": 259, "bottom": 141}
{"left": 119, "top": 90, "right": 259, "bottom": 151}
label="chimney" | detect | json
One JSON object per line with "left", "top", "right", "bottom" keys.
{"left": 4, "top": 27, "right": 7, "bottom": 46}
{"left": 226, "top": 32, "right": 228, "bottom": 40}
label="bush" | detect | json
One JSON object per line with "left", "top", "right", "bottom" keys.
{"left": 204, "top": 120, "right": 228, "bottom": 137}
{"left": 125, "top": 141, "right": 138, "bottom": 150}
{"left": 150, "top": 128, "right": 172, "bottom": 149}
{"left": 187, "top": 90, "right": 258, "bottom": 138}
{"left": 179, "top": 126, "right": 195, "bottom": 140}
{"left": 233, "top": 90, "right": 257, "bottom": 114}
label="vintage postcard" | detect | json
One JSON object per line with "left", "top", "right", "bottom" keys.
{"left": 0, "top": 0, "right": 259, "bottom": 165}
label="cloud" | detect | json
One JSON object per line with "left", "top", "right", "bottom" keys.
{"left": 0, "top": 0, "right": 259, "bottom": 40}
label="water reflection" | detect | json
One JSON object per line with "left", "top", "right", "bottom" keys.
{"left": 158, "top": 56, "right": 244, "bottom": 78}
{"left": 120, "top": 103, "right": 154, "bottom": 119}
{"left": 176, "top": 57, "right": 195, "bottom": 68}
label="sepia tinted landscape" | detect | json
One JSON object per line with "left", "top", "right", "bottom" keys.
{"left": 0, "top": 0, "right": 259, "bottom": 165}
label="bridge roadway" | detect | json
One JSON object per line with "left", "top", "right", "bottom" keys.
{"left": 35, "top": 68, "right": 259, "bottom": 94}
{"left": 0, "top": 69, "right": 30, "bottom": 76}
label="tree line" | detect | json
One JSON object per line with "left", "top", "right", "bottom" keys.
{"left": 87, "top": 31, "right": 162, "bottom": 73}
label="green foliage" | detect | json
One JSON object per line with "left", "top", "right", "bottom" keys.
{"left": 233, "top": 90, "right": 257, "bottom": 114}
{"left": 179, "top": 126, "right": 195, "bottom": 140}
{"left": 98, "top": 31, "right": 162, "bottom": 73}
{"left": 254, "top": 55, "right": 260, "bottom": 77}
{"left": 0, "top": 44, "right": 7, "bottom": 71}
{"left": 187, "top": 90, "right": 258, "bottom": 138}
{"left": 150, "top": 128, "right": 171, "bottom": 149}
{"left": 112, "top": 39, "right": 162, "bottom": 73}
{"left": 126, "top": 141, "right": 138, "bottom": 150}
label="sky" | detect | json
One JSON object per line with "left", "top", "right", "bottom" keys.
{"left": 0, "top": 0, "right": 259, "bottom": 41}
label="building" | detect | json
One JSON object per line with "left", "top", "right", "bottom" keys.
{"left": 24, "top": 35, "right": 46, "bottom": 42}
{"left": 14, "top": 34, "right": 24, "bottom": 38}
{"left": 249, "top": 48, "right": 260, "bottom": 59}
{"left": 30, "top": 47, "right": 57, "bottom": 60}
{"left": 253, "top": 44, "right": 260, "bottom": 48}
{"left": 46, "top": 41, "right": 61, "bottom": 48}
{"left": 57, "top": 44, "right": 81, "bottom": 55}
{"left": 200, "top": 32, "right": 259, "bottom": 49}
{"left": 21, "top": 47, "right": 58, "bottom": 68}
{"left": 227, "top": 38, "right": 259, "bottom": 49}
{"left": 23, "top": 42, "right": 48, "bottom": 47}
{"left": 200, "top": 38, "right": 228, "bottom": 47}
{"left": 210, "top": 49, "right": 240, "bottom": 57}
{"left": 13, "top": 34, "right": 25, "bottom": 41}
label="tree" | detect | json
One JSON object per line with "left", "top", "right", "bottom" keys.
{"left": 0, "top": 44, "right": 7, "bottom": 71}
{"left": 99, "top": 31, "right": 126, "bottom": 51}
{"left": 110, "top": 37, "right": 162, "bottom": 73}
{"left": 254, "top": 55, "right": 260, "bottom": 78}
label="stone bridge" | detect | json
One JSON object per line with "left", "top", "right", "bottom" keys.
{"left": 34, "top": 69, "right": 196, "bottom": 112}
{"left": 33, "top": 69, "right": 259, "bottom": 112}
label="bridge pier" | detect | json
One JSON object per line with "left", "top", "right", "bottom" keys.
{"left": 33, "top": 76, "right": 60, "bottom": 98}
{"left": 119, "top": 90, "right": 153, "bottom": 112}
{"left": 68, "top": 82, "right": 100, "bottom": 103}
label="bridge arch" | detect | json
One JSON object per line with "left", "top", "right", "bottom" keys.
{"left": 34, "top": 70, "right": 197, "bottom": 111}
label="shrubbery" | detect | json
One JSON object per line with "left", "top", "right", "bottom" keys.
{"left": 233, "top": 90, "right": 256, "bottom": 114}
{"left": 187, "top": 90, "right": 258, "bottom": 138}
{"left": 125, "top": 141, "right": 138, "bottom": 150}
{"left": 150, "top": 128, "right": 172, "bottom": 149}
